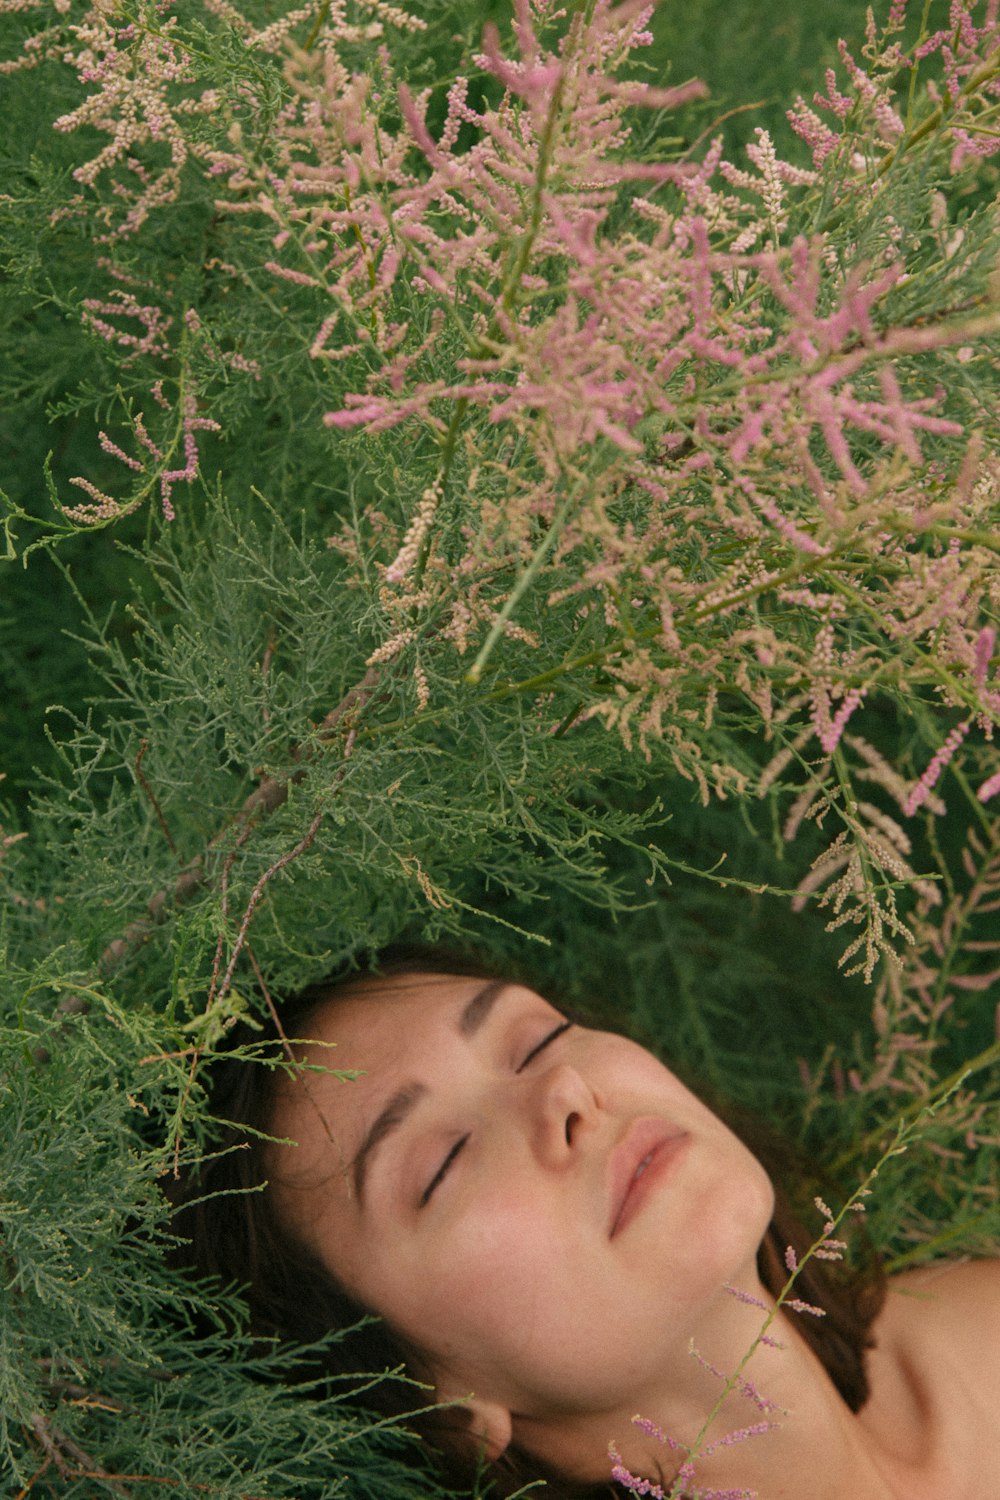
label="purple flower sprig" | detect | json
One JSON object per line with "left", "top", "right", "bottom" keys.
{"left": 63, "top": 317, "right": 220, "bottom": 529}
{"left": 611, "top": 1101, "right": 953, "bottom": 1500}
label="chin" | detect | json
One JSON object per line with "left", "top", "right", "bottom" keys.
{"left": 733, "top": 1150, "right": 776, "bottom": 1239}
{"left": 685, "top": 1149, "right": 776, "bottom": 1292}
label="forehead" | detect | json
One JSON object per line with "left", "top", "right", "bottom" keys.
{"left": 295, "top": 971, "right": 510, "bottom": 1061}
{"left": 267, "top": 973, "right": 535, "bottom": 1170}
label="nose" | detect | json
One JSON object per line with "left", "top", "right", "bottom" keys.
{"left": 525, "top": 1061, "right": 597, "bottom": 1167}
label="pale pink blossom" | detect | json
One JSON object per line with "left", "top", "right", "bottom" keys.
{"left": 905, "top": 720, "right": 972, "bottom": 816}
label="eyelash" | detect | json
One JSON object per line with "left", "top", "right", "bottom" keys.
{"left": 419, "top": 1019, "right": 572, "bottom": 1207}
{"left": 515, "top": 1018, "right": 572, "bottom": 1073}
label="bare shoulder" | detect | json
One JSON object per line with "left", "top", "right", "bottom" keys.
{"left": 887, "top": 1257, "right": 1000, "bottom": 1315}
{"left": 881, "top": 1258, "right": 1000, "bottom": 1372}
{"left": 865, "top": 1258, "right": 1000, "bottom": 1496}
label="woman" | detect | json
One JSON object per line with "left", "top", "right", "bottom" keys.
{"left": 181, "top": 960, "right": 1000, "bottom": 1499}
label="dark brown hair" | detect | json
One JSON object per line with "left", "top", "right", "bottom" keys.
{"left": 173, "top": 951, "right": 886, "bottom": 1499}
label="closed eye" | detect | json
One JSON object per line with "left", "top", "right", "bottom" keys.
{"left": 517, "top": 1019, "right": 572, "bottom": 1072}
{"left": 420, "top": 1133, "right": 468, "bottom": 1207}
{"left": 419, "top": 1021, "right": 572, "bottom": 1205}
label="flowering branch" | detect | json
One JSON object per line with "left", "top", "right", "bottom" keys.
{"left": 612, "top": 1093, "right": 963, "bottom": 1499}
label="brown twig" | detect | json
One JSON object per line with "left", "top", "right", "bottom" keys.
{"left": 27, "top": 1413, "right": 133, "bottom": 1498}
{"left": 242, "top": 943, "right": 347, "bottom": 1185}
{"left": 138, "top": 1046, "right": 203, "bottom": 1064}
{"left": 57, "top": 1433, "right": 133, "bottom": 1494}
{"left": 206, "top": 825, "right": 254, "bottom": 1008}
{"left": 25, "top": 1427, "right": 282, "bottom": 1500}
{"left": 99, "top": 667, "right": 381, "bottom": 975}
{"left": 260, "top": 634, "right": 276, "bottom": 726}
{"left": 246, "top": 943, "right": 296, "bottom": 1063}
{"left": 170, "top": 807, "right": 325, "bottom": 1175}
{"left": 134, "top": 738, "right": 178, "bottom": 856}
{"left": 100, "top": 861, "right": 203, "bottom": 971}
{"left": 313, "top": 666, "right": 381, "bottom": 739}
{"left": 28, "top": 1415, "right": 69, "bottom": 1479}
{"left": 217, "top": 808, "right": 326, "bottom": 1004}
{"left": 13, "top": 1455, "right": 51, "bottom": 1500}
{"left": 105, "top": 661, "right": 383, "bottom": 1171}
{"left": 41, "top": 1379, "right": 124, "bottom": 1415}
{"left": 73, "top": 1476, "right": 281, "bottom": 1500}
{"left": 201, "top": 668, "right": 377, "bottom": 1008}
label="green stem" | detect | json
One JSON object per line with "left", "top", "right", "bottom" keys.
{"left": 899, "top": 523, "right": 1000, "bottom": 555}
{"left": 498, "top": 69, "right": 567, "bottom": 316}
{"left": 413, "top": 399, "right": 469, "bottom": 593}
{"left": 832, "top": 1043, "right": 999, "bottom": 1174}
{"left": 886, "top": 1207, "right": 1000, "bottom": 1270}
{"left": 9, "top": 332, "right": 200, "bottom": 561}
{"left": 877, "top": 44, "right": 1000, "bottom": 179}
{"left": 378, "top": 0, "right": 579, "bottom": 643}
{"left": 303, "top": 0, "right": 331, "bottom": 53}
{"left": 465, "top": 486, "right": 578, "bottom": 685}
{"left": 824, "top": 571, "right": 998, "bottom": 724}
{"left": 904, "top": 0, "right": 936, "bottom": 132}
{"left": 923, "top": 797, "right": 1000, "bottom": 1038}
{"left": 481, "top": 545, "right": 847, "bottom": 699}
{"left": 665, "top": 1132, "right": 914, "bottom": 1498}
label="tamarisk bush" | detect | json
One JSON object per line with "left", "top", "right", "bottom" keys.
{"left": 1, "top": 0, "right": 999, "bottom": 1493}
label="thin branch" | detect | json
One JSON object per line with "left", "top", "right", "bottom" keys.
{"left": 13, "top": 1456, "right": 51, "bottom": 1500}
{"left": 27, "top": 1414, "right": 133, "bottom": 1498}
{"left": 133, "top": 738, "right": 178, "bottom": 856}
{"left": 246, "top": 944, "right": 295, "bottom": 1063}
{"left": 99, "top": 668, "right": 381, "bottom": 974}
{"left": 217, "top": 808, "right": 326, "bottom": 1004}
{"left": 28, "top": 1415, "right": 70, "bottom": 1479}
{"left": 57, "top": 1433, "right": 133, "bottom": 1496}
{"left": 259, "top": 634, "right": 276, "bottom": 726}
{"left": 73, "top": 1475, "right": 277, "bottom": 1500}
{"left": 245, "top": 940, "right": 346, "bottom": 1169}
{"left": 40, "top": 1378, "right": 124, "bottom": 1414}
{"left": 206, "top": 827, "right": 253, "bottom": 1009}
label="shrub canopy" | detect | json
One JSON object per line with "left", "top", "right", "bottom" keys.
{"left": 2, "top": 0, "right": 999, "bottom": 1494}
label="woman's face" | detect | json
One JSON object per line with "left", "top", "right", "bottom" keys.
{"left": 269, "top": 973, "right": 774, "bottom": 1438}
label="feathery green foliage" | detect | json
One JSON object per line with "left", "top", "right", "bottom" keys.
{"left": 2, "top": 0, "right": 999, "bottom": 1494}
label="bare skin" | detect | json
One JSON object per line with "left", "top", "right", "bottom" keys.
{"left": 267, "top": 974, "right": 1000, "bottom": 1499}
{"left": 856, "top": 1259, "right": 1000, "bottom": 1500}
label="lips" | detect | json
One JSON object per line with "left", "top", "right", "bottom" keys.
{"left": 608, "top": 1117, "right": 689, "bottom": 1238}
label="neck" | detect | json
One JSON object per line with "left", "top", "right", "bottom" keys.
{"left": 511, "top": 1272, "right": 899, "bottom": 1500}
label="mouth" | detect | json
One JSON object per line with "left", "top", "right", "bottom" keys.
{"left": 608, "top": 1117, "right": 689, "bottom": 1238}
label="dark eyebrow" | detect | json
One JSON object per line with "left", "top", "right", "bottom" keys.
{"left": 351, "top": 980, "right": 512, "bottom": 1206}
{"left": 352, "top": 1082, "right": 427, "bottom": 1205}
{"left": 458, "top": 978, "right": 510, "bottom": 1038}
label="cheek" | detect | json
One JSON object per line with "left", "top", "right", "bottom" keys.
{"left": 586, "top": 1032, "right": 694, "bottom": 1101}
{"left": 385, "top": 1185, "right": 596, "bottom": 1369}
{"left": 417, "top": 1221, "right": 629, "bottom": 1403}
{"left": 672, "top": 1145, "right": 775, "bottom": 1278}
{"left": 430, "top": 1184, "right": 568, "bottom": 1313}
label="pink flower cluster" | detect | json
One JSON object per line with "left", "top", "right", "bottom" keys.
{"left": 788, "top": 0, "right": 1000, "bottom": 173}
{"left": 13, "top": 0, "right": 1000, "bottom": 978}
{"left": 205, "top": 0, "right": 999, "bottom": 853}
{"left": 65, "top": 384, "right": 220, "bottom": 524}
